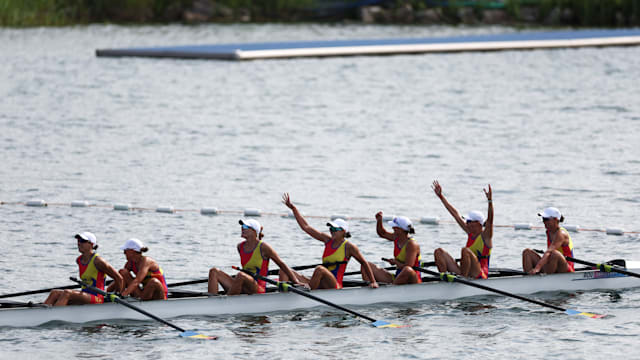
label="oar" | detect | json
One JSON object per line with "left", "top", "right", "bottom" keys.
{"left": 164, "top": 261, "right": 349, "bottom": 288}
{"left": 340, "top": 259, "right": 457, "bottom": 277}
{"left": 232, "top": 266, "right": 405, "bottom": 328}
{"left": 0, "top": 284, "right": 81, "bottom": 299}
{"left": 266, "top": 261, "right": 347, "bottom": 276}
{"left": 533, "top": 249, "right": 640, "bottom": 279}
{"left": 69, "top": 277, "right": 217, "bottom": 339}
{"left": 412, "top": 267, "right": 605, "bottom": 319}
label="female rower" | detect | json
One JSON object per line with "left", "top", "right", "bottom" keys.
{"left": 522, "top": 207, "right": 574, "bottom": 274}
{"left": 108, "top": 238, "right": 168, "bottom": 300}
{"left": 281, "top": 193, "right": 379, "bottom": 290}
{"left": 45, "top": 232, "right": 123, "bottom": 306}
{"left": 208, "top": 219, "right": 303, "bottom": 295}
{"left": 361, "top": 212, "right": 422, "bottom": 285}
{"left": 432, "top": 181, "right": 493, "bottom": 279}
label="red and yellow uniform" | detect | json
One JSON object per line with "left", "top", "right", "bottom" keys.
{"left": 547, "top": 227, "right": 575, "bottom": 272}
{"left": 125, "top": 260, "right": 169, "bottom": 299}
{"left": 77, "top": 253, "right": 105, "bottom": 304}
{"left": 323, "top": 240, "right": 348, "bottom": 289}
{"left": 466, "top": 233, "right": 491, "bottom": 279}
{"left": 239, "top": 240, "right": 270, "bottom": 294}
{"left": 394, "top": 237, "right": 422, "bottom": 283}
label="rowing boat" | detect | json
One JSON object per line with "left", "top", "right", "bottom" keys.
{"left": 2, "top": 262, "right": 639, "bottom": 327}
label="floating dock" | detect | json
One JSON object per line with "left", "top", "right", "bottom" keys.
{"left": 96, "top": 29, "right": 640, "bottom": 61}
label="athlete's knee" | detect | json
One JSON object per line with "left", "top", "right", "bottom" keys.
{"left": 434, "top": 248, "right": 445, "bottom": 257}
{"left": 313, "top": 265, "right": 327, "bottom": 276}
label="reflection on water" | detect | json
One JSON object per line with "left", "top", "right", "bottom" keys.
{"left": 229, "top": 315, "right": 272, "bottom": 340}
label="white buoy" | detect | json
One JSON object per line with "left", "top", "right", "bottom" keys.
{"left": 26, "top": 200, "right": 46, "bottom": 207}
{"left": 330, "top": 214, "right": 349, "bottom": 220}
{"left": 113, "top": 204, "right": 131, "bottom": 211}
{"left": 156, "top": 206, "right": 175, "bottom": 214}
{"left": 244, "top": 209, "right": 261, "bottom": 217}
{"left": 606, "top": 228, "right": 624, "bottom": 236}
{"left": 420, "top": 217, "right": 440, "bottom": 225}
{"left": 514, "top": 223, "right": 532, "bottom": 230}
{"left": 563, "top": 225, "right": 580, "bottom": 232}
{"left": 200, "top": 207, "right": 218, "bottom": 215}
{"left": 71, "top": 200, "right": 89, "bottom": 207}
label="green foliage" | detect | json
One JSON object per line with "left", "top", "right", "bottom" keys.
{"left": 505, "top": 0, "right": 640, "bottom": 26}
{"left": 1, "top": 0, "right": 639, "bottom": 26}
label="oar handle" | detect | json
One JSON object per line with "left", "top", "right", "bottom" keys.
{"left": 69, "top": 277, "right": 186, "bottom": 332}
{"left": 232, "top": 266, "right": 377, "bottom": 323}
{"left": 412, "top": 267, "right": 567, "bottom": 313}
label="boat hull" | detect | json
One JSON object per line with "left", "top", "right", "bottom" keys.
{"left": 2, "top": 264, "right": 639, "bottom": 327}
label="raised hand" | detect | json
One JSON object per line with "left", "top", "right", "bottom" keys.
{"left": 282, "top": 192, "right": 294, "bottom": 209}
{"left": 375, "top": 211, "right": 383, "bottom": 221}
{"left": 484, "top": 184, "right": 492, "bottom": 201}
{"left": 432, "top": 180, "right": 443, "bottom": 198}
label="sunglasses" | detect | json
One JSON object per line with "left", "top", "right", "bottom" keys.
{"left": 329, "top": 226, "right": 344, "bottom": 233}
{"left": 76, "top": 236, "right": 90, "bottom": 243}
{"left": 466, "top": 220, "right": 479, "bottom": 224}
{"left": 542, "top": 217, "right": 552, "bottom": 222}
{"left": 241, "top": 224, "right": 251, "bottom": 230}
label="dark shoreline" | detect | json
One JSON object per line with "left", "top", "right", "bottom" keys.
{"left": 2, "top": 0, "right": 639, "bottom": 28}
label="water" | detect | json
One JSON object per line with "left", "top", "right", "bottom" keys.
{"left": 1, "top": 24, "right": 640, "bottom": 359}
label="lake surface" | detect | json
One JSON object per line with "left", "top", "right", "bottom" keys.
{"left": 1, "top": 24, "right": 639, "bottom": 359}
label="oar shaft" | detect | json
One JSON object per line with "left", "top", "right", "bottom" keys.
{"left": 413, "top": 267, "right": 566, "bottom": 313}
{"left": 533, "top": 249, "right": 640, "bottom": 279}
{"left": 267, "top": 261, "right": 347, "bottom": 276}
{"left": 566, "top": 257, "right": 640, "bottom": 279}
{"left": 0, "top": 279, "right": 115, "bottom": 299}
{"left": 234, "top": 267, "right": 377, "bottom": 323}
{"left": 165, "top": 262, "right": 349, "bottom": 288}
{"left": 69, "top": 277, "right": 186, "bottom": 332}
{"left": 0, "top": 284, "right": 79, "bottom": 299}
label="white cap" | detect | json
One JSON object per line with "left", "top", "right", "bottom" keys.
{"left": 538, "top": 207, "right": 562, "bottom": 219}
{"left": 75, "top": 232, "right": 97, "bottom": 245}
{"left": 326, "top": 218, "right": 349, "bottom": 233}
{"left": 239, "top": 219, "right": 262, "bottom": 234}
{"left": 465, "top": 211, "right": 485, "bottom": 224}
{"left": 388, "top": 216, "right": 413, "bottom": 231}
{"left": 120, "top": 238, "right": 145, "bottom": 252}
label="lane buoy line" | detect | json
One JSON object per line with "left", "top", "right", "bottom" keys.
{"left": 0, "top": 199, "right": 637, "bottom": 236}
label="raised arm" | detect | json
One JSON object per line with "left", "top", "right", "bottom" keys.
{"left": 432, "top": 180, "right": 469, "bottom": 233}
{"left": 346, "top": 243, "right": 379, "bottom": 288}
{"left": 282, "top": 193, "right": 331, "bottom": 243}
{"left": 375, "top": 211, "right": 394, "bottom": 241}
{"left": 482, "top": 184, "right": 493, "bottom": 248}
{"left": 95, "top": 256, "right": 124, "bottom": 293}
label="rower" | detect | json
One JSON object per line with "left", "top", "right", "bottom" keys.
{"left": 362, "top": 213, "right": 422, "bottom": 285}
{"left": 44, "top": 232, "right": 123, "bottom": 306}
{"left": 281, "top": 193, "right": 379, "bottom": 290}
{"left": 208, "top": 219, "right": 303, "bottom": 295}
{"left": 432, "top": 181, "right": 494, "bottom": 279}
{"left": 522, "top": 207, "right": 574, "bottom": 275}
{"left": 108, "top": 238, "right": 168, "bottom": 300}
